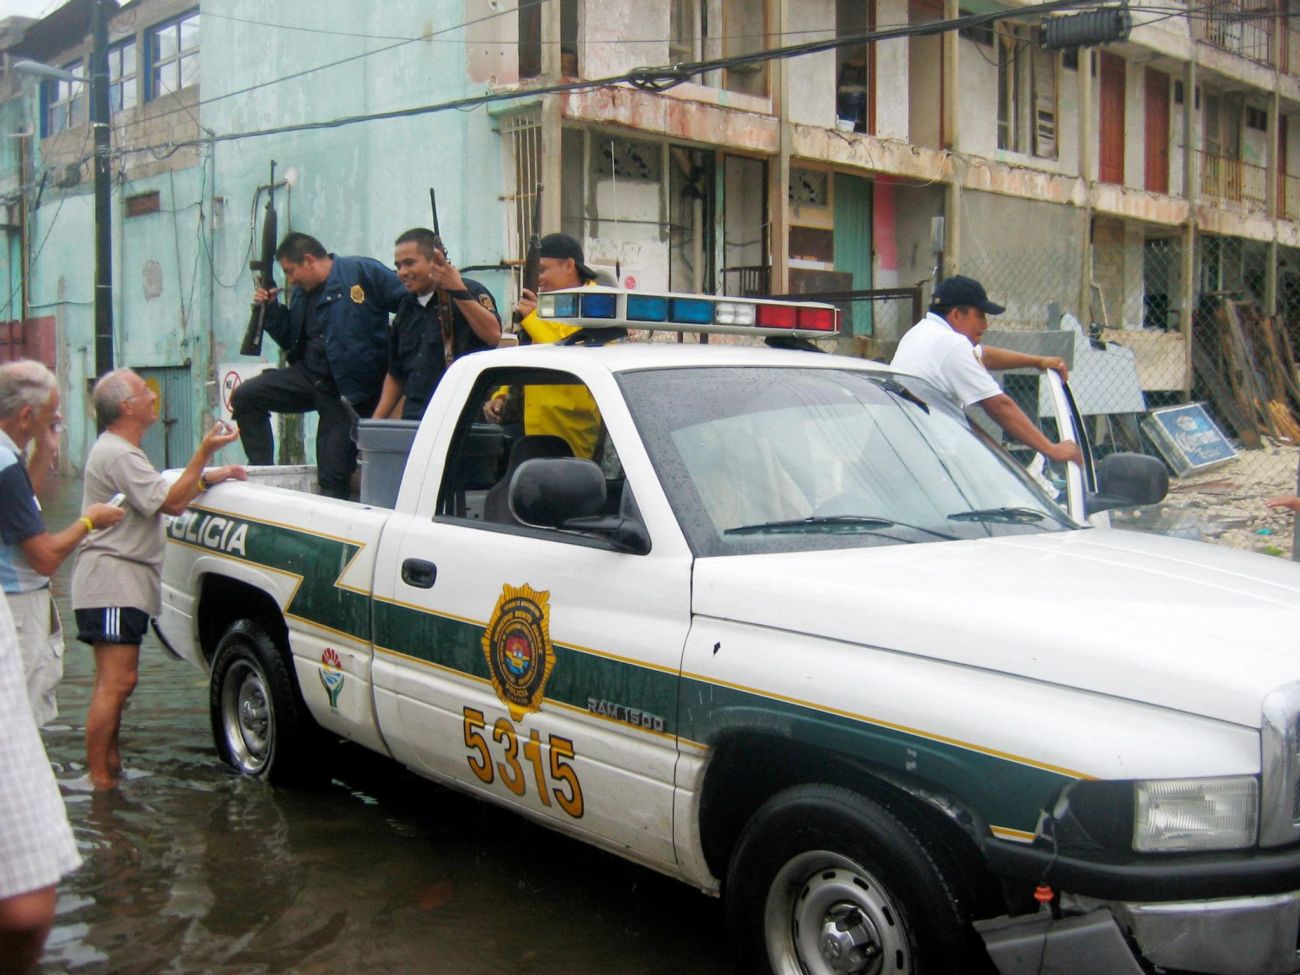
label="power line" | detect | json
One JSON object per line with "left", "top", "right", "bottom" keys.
{"left": 106, "top": 0, "right": 1106, "bottom": 161}
{"left": 135, "top": 0, "right": 552, "bottom": 133}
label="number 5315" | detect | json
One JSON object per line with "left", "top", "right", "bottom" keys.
{"left": 462, "top": 707, "right": 585, "bottom": 818}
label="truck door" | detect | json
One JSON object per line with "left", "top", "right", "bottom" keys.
{"left": 369, "top": 364, "right": 693, "bottom": 869}
{"left": 979, "top": 367, "right": 1094, "bottom": 523}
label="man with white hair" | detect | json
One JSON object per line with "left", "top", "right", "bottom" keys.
{"left": 0, "top": 360, "right": 124, "bottom": 726}
{"left": 72, "top": 368, "right": 245, "bottom": 790}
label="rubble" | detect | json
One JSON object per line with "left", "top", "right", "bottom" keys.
{"left": 1110, "top": 441, "right": 1300, "bottom": 560}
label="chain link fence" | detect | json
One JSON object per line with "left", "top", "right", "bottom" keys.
{"left": 957, "top": 224, "right": 1300, "bottom": 559}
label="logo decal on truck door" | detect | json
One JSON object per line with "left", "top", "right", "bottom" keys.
{"left": 482, "top": 584, "right": 555, "bottom": 720}
{"left": 319, "top": 647, "right": 344, "bottom": 709}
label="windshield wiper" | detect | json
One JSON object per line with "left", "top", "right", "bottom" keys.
{"left": 947, "top": 506, "right": 1048, "bottom": 524}
{"left": 725, "top": 515, "right": 958, "bottom": 540}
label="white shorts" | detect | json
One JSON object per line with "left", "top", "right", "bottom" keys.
{"left": 0, "top": 598, "right": 80, "bottom": 899}
{"left": 6, "top": 587, "right": 64, "bottom": 729}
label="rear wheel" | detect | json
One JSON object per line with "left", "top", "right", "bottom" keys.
{"left": 726, "top": 784, "right": 976, "bottom": 975}
{"left": 209, "top": 620, "right": 318, "bottom": 782}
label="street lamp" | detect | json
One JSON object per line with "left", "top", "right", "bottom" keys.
{"left": 10, "top": 0, "right": 114, "bottom": 382}
{"left": 11, "top": 59, "right": 87, "bottom": 83}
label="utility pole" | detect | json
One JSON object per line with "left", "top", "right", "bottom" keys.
{"left": 90, "top": 0, "right": 113, "bottom": 378}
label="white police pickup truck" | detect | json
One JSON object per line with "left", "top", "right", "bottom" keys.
{"left": 159, "top": 288, "right": 1300, "bottom": 975}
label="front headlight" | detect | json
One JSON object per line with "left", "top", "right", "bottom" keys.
{"left": 1261, "top": 681, "right": 1300, "bottom": 847}
{"left": 1133, "top": 777, "right": 1258, "bottom": 852}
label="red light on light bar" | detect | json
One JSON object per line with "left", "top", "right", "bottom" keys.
{"left": 798, "top": 306, "right": 837, "bottom": 331}
{"left": 756, "top": 303, "right": 797, "bottom": 328}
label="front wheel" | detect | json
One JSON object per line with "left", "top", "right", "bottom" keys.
{"left": 725, "top": 784, "right": 978, "bottom": 975}
{"left": 209, "top": 619, "right": 317, "bottom": 782}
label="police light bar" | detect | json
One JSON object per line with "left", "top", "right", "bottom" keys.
{"left": 536, "top": 287, "right": 839, "bottom": 338}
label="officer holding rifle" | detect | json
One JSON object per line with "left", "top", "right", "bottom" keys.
{"left": 232, "top": 232, "right": 405, "bottom": 499}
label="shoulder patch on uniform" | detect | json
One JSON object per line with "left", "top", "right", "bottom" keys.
{"left": 478, "top": 294, "right": 496, "bottom": 312}
{"left": 350, "top": 284, "right": 365, "bottom": 304}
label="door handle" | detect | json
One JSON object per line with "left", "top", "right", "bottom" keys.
{"left": 401, "top": 558, "right": 437, "bottom": 589}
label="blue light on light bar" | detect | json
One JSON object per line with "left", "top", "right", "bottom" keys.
{"left": 581, "top": 292, "right": 618, "bottom": 318}
{"left": 540, "top": 293, "right": 580, "bottom": 318}
{"left": 670, "top": 297, "right": 714, "bottom": 325}
{"left": 626, "top": 294, "right": 669, "bottom": 322}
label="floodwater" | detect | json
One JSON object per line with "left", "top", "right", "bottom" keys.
{"left": 34, "top": 476, "right": 728, "bottom": 975}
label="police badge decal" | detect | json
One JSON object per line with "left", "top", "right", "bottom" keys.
{"left": 482, "top": 583, "right": 556, "bottom": 720}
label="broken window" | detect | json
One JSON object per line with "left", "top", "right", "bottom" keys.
{"left": 722, "top": 0, "right": 766, "bottom": 96}
{"left": 670, "top": 0, "right": 766, "bottom": 96}
{"left": 670, "top": 0, "right": 703, "bottom": 64}
{"left": 836, "top": 0, "right": 872, "bottom": 133}
{"left": 997, "top": 24, "right": 1057, "bottom": 159}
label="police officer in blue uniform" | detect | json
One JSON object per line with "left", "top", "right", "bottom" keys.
{"left": 372, "top": 227, "right": 502, "bottom": 422}
{"left": 232, "top": 232, "right": 406, "bottom": 498}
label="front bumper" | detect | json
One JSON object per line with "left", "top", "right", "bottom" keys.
{"left": 980, "top": 838, "right": 1300, "bottom": 974}
{"left": 1115, "top": 891, "right": 1300, "bottom": 975}
{"left": 978, "top": 892, "right": 1300, "bottom": 975}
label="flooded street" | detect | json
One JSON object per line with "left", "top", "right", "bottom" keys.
{"left": 34, "top": 476, "right": 728, "bottom": 975}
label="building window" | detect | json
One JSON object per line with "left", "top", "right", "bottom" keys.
{"left": 670, "top": 0, "right": 766, "bottom": 96}
{"left": 997, "top": 26, "right": 1057, "bottom": 159}
{"left": 148, "top": 10, "right": 199, "bottom": 99}
{"left": 108, "top": 38, "right": 137, "bottom": 113}
{"left": 40, "top": 61, "right": 85, "bottom": 137}
{"left": 670, "top": 0, "right": 702, "bottom": 63}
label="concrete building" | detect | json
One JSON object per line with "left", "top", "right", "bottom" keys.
{"left": 1, "top": 0, "right": 1297, "bottom": 468}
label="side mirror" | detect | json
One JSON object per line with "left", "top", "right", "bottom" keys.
{"left": 1085, "top": 452, "right": 1169, "bottom": 514}
{"left": 510, "top": 457, "right": 605, "bottom": 527}
{"left": 509, "top": 458, "right": 652, "bottom": 554}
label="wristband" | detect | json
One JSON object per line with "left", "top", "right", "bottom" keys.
{"left": 447, "top": 288, "right": 474, "bottom": 301}
{"left": 80, "top": 516, "right": 95, "bottom": 533}
{"left": 198, "top": 474, "right": 211, "bottom": 491}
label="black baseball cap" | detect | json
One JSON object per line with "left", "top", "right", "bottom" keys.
{"left": 931, "top": 275, "right": 1005, "bottom": 315}
{"left": 538, "top": 233, "right": 597, "bottom": 283}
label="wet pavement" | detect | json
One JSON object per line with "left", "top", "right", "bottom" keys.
{"left": 34, "top": 476, "right": 728, "bottom": 975}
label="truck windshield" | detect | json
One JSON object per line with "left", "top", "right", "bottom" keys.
{"left": 618, "top": 365, "right": 1076, "bottom": 557}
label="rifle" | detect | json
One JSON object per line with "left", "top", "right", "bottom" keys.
{"left": 240, "top": 161, "right": 278, "bottom": 357}
{"left": 429, "top": 188, "right": 448, "bottom": 260}
{"left": 513, "top": 183, "right": 543, "bottom": 337}
{"left": 430, "top": 188, "right": 456, "bottom": 367}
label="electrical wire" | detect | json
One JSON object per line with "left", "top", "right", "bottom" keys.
{"left": 95, "top": 0, "right": 1115, "bottom": 164}
{"left": 131, "top": 0, "right": 553, "bottom": 133}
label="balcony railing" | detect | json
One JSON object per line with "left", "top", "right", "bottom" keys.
{"left": 1284, "top": 175, "right": 1300, "bottom": 221}
{"left": 1192, "top": 0, "right": 1275, "bottom": 67}
{"left": 1195, "top": 149, "right": 1269, "bottom": 211}
{"left": 1284, "top": 25, "right": 1300, "bottom": 73}
{"left": 722, "top": 264, "right": 771, "bottom": 297}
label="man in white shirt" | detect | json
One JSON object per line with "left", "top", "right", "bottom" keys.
{"left": 892, "top": 275, "right": 1082, "bottom": 465}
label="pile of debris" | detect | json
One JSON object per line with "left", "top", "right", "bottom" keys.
{"left": 1111, "top": 440, "right": 1300, "bottom": 560}
{"left": 1192, "top": 297, "right": 1300, "bottom": 447}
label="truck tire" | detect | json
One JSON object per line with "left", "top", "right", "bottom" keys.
{"left": 725, "top": 784, "right": 974, "bottom": 975}
{"left": 209, "top": 619, "right": 317, "bottom": 783}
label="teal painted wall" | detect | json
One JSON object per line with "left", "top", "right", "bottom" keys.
{"left": 2, "top": 1, "right": 514, "bottom": 471}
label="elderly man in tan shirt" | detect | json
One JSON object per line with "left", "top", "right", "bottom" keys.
{"left": 72, "top": 369, "right": 246, "bottom": 790}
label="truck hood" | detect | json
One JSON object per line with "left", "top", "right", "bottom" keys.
{"left": 692, "top": 529, "right": 1300, "bottom": 727}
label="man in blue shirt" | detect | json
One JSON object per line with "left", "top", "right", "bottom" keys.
{"left": 372, "top": 227, "right": 501, "bottom": 421}
{"left": 232, "top": 232, "right": 406, "bottom": 498}
{"left": 0, "top": 361, "right": 123, "bottom": 726}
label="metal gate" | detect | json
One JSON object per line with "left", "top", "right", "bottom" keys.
{"left": 134, "top": 365, "right": 193, "bottom": 470}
